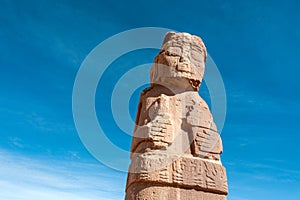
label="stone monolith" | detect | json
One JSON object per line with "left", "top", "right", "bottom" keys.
{"left": 125, "top": 32, "right": 228, "bottom": 200}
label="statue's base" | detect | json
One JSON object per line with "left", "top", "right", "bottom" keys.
{"left": 126, "top": 183, "right": 226, "bottom": 200}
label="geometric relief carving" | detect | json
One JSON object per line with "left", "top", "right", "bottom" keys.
{"left": 127, "top": 156, "right": 228, "bottom": 195}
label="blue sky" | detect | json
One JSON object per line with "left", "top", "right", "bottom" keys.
{"left": 1, "top": 0, "right": 300, "bottom": 199}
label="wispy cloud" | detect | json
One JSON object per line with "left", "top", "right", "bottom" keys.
{"left": 0, "top": 149, "right": 126, "bottom": 200}
{"left": 8, "top": 137, "right": 24, "bottom": 148}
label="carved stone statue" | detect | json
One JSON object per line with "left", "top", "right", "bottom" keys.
{"left": 125, "top": 32, "right": 228, "bottom": 200}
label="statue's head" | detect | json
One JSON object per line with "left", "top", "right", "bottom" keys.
{"left": 150, "top": 32, "right": 207, "bottom": 92}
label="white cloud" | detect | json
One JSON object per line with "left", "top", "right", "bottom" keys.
{"left": 0, "top": 149, "right": 126, "bottom": 200}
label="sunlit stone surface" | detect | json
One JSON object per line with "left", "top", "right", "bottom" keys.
{"left": 125, "top": 32, "right": 228, "bottom": 200}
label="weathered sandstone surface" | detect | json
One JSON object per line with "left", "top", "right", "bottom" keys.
{"left": 125, "top": 32, "right": 228, "bottom": 200}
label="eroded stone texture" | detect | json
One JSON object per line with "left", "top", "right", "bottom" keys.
{"left": 126, "top": 184, "right": 226, "bottom": 200}
{"left": 127, "top": 155, "right": 227, "bottom": 194}
{"left": 125, "top": 32, "right": 228, "bottom": 200}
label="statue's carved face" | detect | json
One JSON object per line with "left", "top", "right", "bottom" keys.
{"left": 150, "top": 32, "right": 207, "bottom": 91}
